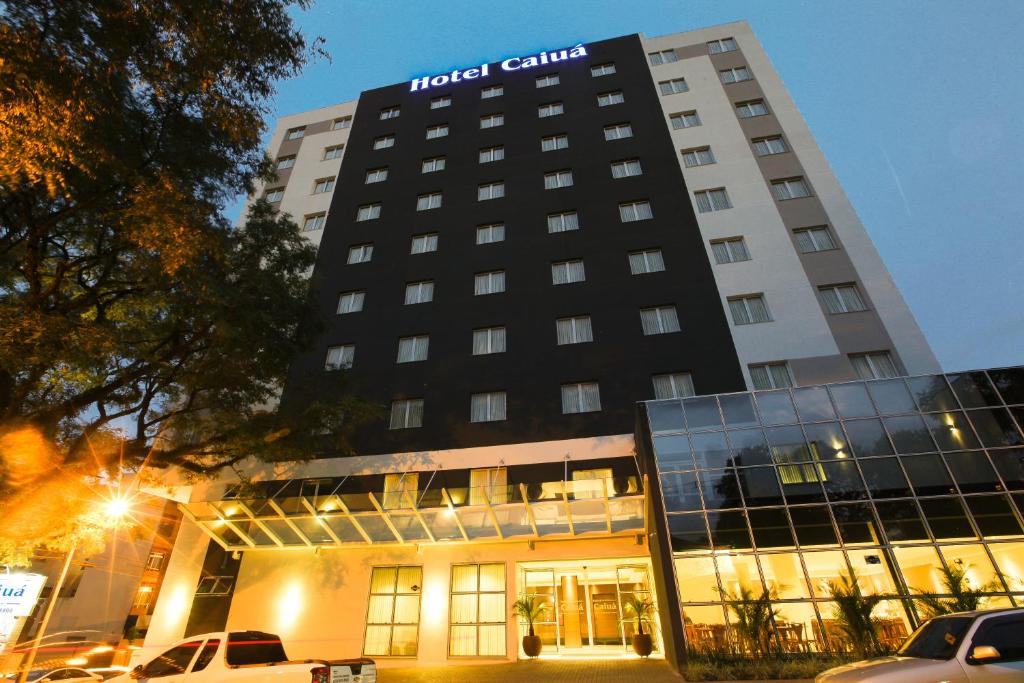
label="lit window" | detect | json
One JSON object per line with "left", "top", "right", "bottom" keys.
{"left": 481, "top": 85, "right": 503, "bottom": 99}
{"left": 474, "top": 270, "right": 505, "bottom": 295}
{"left": 753, "top": 135, "right": 787, "bottom": 156}
{"left": 478, "top": 182, "right": 504, "bottom": 201}
{"left": 275, "top": 156, "right": 295, "bottom": 170}
{"left": 264, "top": 188, "right": 284, "bottom": 203}
{"left": 681, "top": 147, "right": 715, "bottom": 168}
{"left": 379, "top": 106, "right": 400, "bottom": 120}
{"left": 195, "top": 576, "right": 234, "bottom": 595}
{"left": 356, "top": 203, "right": 381, "bottom": 221}
{"left": 591, "top": 63, "right": 616, "bottom": 77}
{"left": 653, "top": 372, "right": 695, "bottom": 399}
{"left": 736, "top": 99, "right": 768, "bottom": 118}
{"left": 145, "top": 552, "right": 165, "bottom": 570}
{"left": 365, "top": 167, "right": 388, "bottom": 184}
{"left": 611, "top": 159, "right": 642, "bottom": 178}
{"left": 397, "top": 335, "right": 429, "bottom": 363}
{"left": 325, "top": 345, "right": 354, "bottom": 370}
{"left": 363, "top": 567, "right": 423, "bottom": 654}
{"left": 133, "top": 585, "right": 154, "bottom": 609}
{"left": 388, "top": 401, "right": 424, "bottom": 430}
{"left": 556, "top": 316, "right": 593, "bottom": 345}
{"left": 707, "top": 37, "right": 738, "bottom": 54}
{"left": 711, "top": 237, "right": 750, "bottom": 264}
{"left": 416, "top": 192, "right": 442, "bottom": 211}
{"left": 313, "top": 177, "right": 335, "bottom": 194}
{"left": 337, "top": 291, "right": 365, "bottom": 314}
{"left": 286, "top": 126, "right": 305, "bottom": 140}
{"left": 541, "top": 134, "right": 569, "bottom": 152}
{"left": 693, "top": 188, "right": 731, "bottom": 212}
{"left": 422, "top": 156, "right": 446, "bottom": 173}
{"left": 410, "top": 233, "right": 438, "bottom": 254}
{"left": 603, "top": 123, "right": 633, "bottom": 140}
{"left": 404, "top": 281, "right": 434, "bottom": 305}
{"left": 850, "top": 352, "right": 898, "bottom": 380}
{"left": 426, "top": 124, "right": 449, "bottom": 139}
{"left": 772, "top": 177, "right": 811, "bottom": 200}
{"left": 383, "top": 473, "right": 418, "bottom": 510}
{"left": 323, "top": 145, "right": 344, "bottom": 160}
{"left": 561, "top": 382, "right": 601, "bottom": 413}
{"left": 536, "top": 74, "right": 560, "bottom": 88}
{"left": 347, "top": 243, "right": 373, "bottom": 264}
{"left": 720, "top": 66, "right": 752, "bottom": 84}
{"left": 597, "top": 91, "right": 625, "bottom": 107}
{"left": 619, "top": 200, "right": 653, "bottom": 222}
{"left": 670, "top": 111, "right": 701, "bottom": 129}
{"left": 538, "top": 102, "right": 564, "bottom": 118}
{"left": 302, "top": 213, "right": 326, "bottom": 232}
{"left": 476, "top": 223, "right": 505, "bottom": 245}
{"left": 640, "top": 305, "right": 680, "bottom": 335}
{"left": 793, "top": 226, "right": 837, "bottom": 253}
{"left": 749, "top": 362, "right": 793, "bottom": 390}
{"left": 430, "top": 95, "right": 451, "bottom": 109}
{"left": 332, "top": 117, "right": 352, "bottom": 130}
{"left": 543, "top": 169, "right": 573, "bottom": 189}
{"left": 648, "top": 49, "right": 678, "bottom": 66}
{"left": 551, "top": 259, "right": 585, "bottom": 285}
{"left": 819, "top": 284, "right": 868, "bottom": 314}
{"left": 479, "top": 146, "right": 504, "bottom": 163}
{"left": 729, "top": 294, "right": 771, "bottom": 325}
{"left": 659, "top": 78, "right": 688, "bottom": 95}
{"left": 373, "top": 135, "right": 395, "bottom": 150}
{"left": 629, "top": 249, "right": 665, "bottom": 275}
{"left": 470, "top": 392, "right": 506, "bottom": 422}
{"left": 547, "top": 211, "right": 579, "bottom": 233}
{"left": 448, "top": 564, "right": 506, "bottom": 657}
{"left": 472, "top": 326, "right": 506, "bottom": 355}
{"left": 480, "top": 113, "right": 504, "bottom": 129}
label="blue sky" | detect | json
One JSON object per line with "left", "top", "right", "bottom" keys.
{"left": 240, "top": 0, "right": 1024, "bottom": 373}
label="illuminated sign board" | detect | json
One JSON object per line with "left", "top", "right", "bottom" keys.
{"left": 410, "top": 43, "right": 588, "bottom": 92}
{"left": 0, "top": 573, "right": 45, "bottom": 617}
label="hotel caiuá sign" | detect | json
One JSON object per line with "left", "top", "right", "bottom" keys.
{"left": 410, "top": 43, "right": 589, "bottom": 92}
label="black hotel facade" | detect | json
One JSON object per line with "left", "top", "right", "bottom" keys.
{"left": 138, "top": 21, "right": 1022, "bottom": 671}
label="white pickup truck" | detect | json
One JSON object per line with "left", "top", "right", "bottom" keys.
{"left": 816, "top": 608, "right": 1024, "bottom": 683}
{"left": 118, "top": 631, "right": 375, "bottom": 683}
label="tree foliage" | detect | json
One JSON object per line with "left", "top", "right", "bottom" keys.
{"left": 0, "top": 0, "right": 378, "bottom": 560}
{"left": 913, "top": 562, "right": 1002, "bottom": 618}
{"left": 718, "top": 584, "right": 781, "bottom": 655}
{"left": 828, "top": 568, "right": 884, "bottom": 658}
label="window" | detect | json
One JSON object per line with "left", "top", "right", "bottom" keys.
{"left": 478, "top": 182, "right": 504, "bottom": 201}
{"left": 325, "top": 345, "right": 355, "bottom": 370}
{"left": 794, "top": 226, "right": 837, "bottom": 253}
{"left": 313, "top": 177, "right": 335, "bottom": 194}
{"left": 470, "top": 392, "right": 506, "bottom": 423}
{"left": 363, "top": 566, "right": 422, "bottom": 655}
{"left": 611, "top": 159, "right": 642, "bottom": 178}
{"left": 659, "top": 78, "right": 689, "bottom": 95}
{"left": 597, "top": 90, "right": 625, "bottom": 107}
{"left": 547, "top": 211, "right": 579, "bottom": 233}
{"left": 383, "top": 473, "right": 418, "bottom": 510}
{"left": 619, "top": 200, "right": 653, "bottom": 222}
{"left": 323, "top": 144, "right": 344, "bottom": 160}
{"left": 139, "top": 641, "right": 205, "bottom": 678}
{"left": 851, "top": 351, "right": 899, "bottom": 380}
{"left": 604, "top": 123, "right": 633, "bottom": 140}
{"left": 379, "top": 106, "right": 400, "bottom": 120}
{"left": 191, "top": 641, "right": 220, "bottom": 673}
{"left": 551, "top": 259, "right": 585, "bottom": 285}
{"left": 337, "top": 291, "right": 365, "bottom": 314}
{"left": 556, "top": 316, "right": 593, "bottom": 345}
{"left": 410, "top": 233, "right": 438, "bottom": 254}
{"left": 356, "top": 203, "right": 381, "bottom": 221}
{"left": 591, "top": 63, "right": 616, "bottom": 77}
{"left": 536, "top": 74, "right": 559, "bottom": 88}
{"left": 694, "top": 188, "right": 732, "bottom": 212}
{"left": 145, "top": 552, "right": 165, "bottom": 571}
{"left": 479, "top": 146, "right": 504, "bottom": 163}
{"left": 711, "top": 237, "right": 750, "bottom": 264}
{"left": 653, "top": 372, "right": 695, "bottom": 399}
{"left": 275, "top": 156, "right": 295, "bottom": 171}
{"left": 416, "top": 192, "right": 442, "bottom": 210}
{"left": 422, "top": 156, "right": 445, "bottom": 173}
{"left": 333, "top": 116, "right": 352, "bottom": 130}
{"left": 819, "top": 283, "right": 868, "bottom": 314}
{"left": 772, "top": 177, "right": 811, "bottom": 200}
{"left": 389, "top": 400, "right": 424, "bottom": 430}
{"left": 373, "top": 135, "right": 395, "bottom": 150}
{"left": 449, "top": 564, "right": 506, "bottom": 657}
{"left": 629, "top": 249, "right": 665, "bottom": 274}
{"left": 562, "top": 382, "right": 601, "bottom": 413}
{"left": 641, "top": 305, "right": 680, "bottom": 335}
{"left": 302, "top": 213, "right": 326, "bottom": 232}
{"left": 474, "top": 271, "right": 505, "bottom": 295}
{"left": 286, "top": 126, "right": 305, "bottom": 140}
{"left": 729, "top": 294, "right": 771, "bottom": 324}
{"left": 480, "top": 113, "right": 504, "bottom": 129}
{"left": 708, "top": 37, "right": 738, "bottom": 54}
{"left": 430, "top": 95, "right": 451, "bottom": 109}
{"left": 681, "top": 146, "right": 715, "bottom": 167}
{"left": 194, "top": 576, "right": 234, "bottom": 595}
{"left": 365, "top": 167, "right": 388, "bottom": 184}
{"left": 481, "top": 85, "right": 503, "bottom": 99}
{"left": 472, "top": 326, "right": 506, "bottom": 355}
{"left": 670, "top": 110, "right": 701, "bottom": 129}
{"left": 476, "top": 223, "right": 505, "bottom": 245}
{"left": 736, "top": 99, "right": 769, "bottom": 118}
{"left": 648, "top": 49, "right": 678, "bottom": 65}
{"left": 426, "top": 124, "right": 449, "bottom": 139}
{"left": 397, "top": 335, "right": 429, "bottom": 363}
{"left": 969, "top": 613, "right": 1024, "bottom": 662}
{"left": 404, "top": 281, "right": 434, "bottom": 305}
{"left": 541, "top": 134, "right": 569, "bottom": 152}
{"left": 469, "top": 468, "right": 508, "bottom": 504}
{"left": 538, "top": 102, "right": 563, "bottom": 118}
{"left": 750, "top": 362, "right": 793, "bottom": 390}
{"left": 265, "top": 188, "right": 284, "bottom": 203}
{"left": 720, "top": 66, "right": 752, "bottom": 84}
{"left": 753, "top": 135, "right": 788, "bottom": 156}
{"left": 543, "top": 169, "right": 573, "bottom": 189}
{"left": 347, "top": 243, "right": 374, "bottom": 264}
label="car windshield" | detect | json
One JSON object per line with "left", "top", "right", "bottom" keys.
{"left": 898, "top": 616, "right": 974, "bottom": 660}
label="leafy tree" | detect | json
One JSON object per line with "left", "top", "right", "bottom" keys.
{"left": 828, "top": 568, "right": 884, "bottom": 658}
{"left": 913, "top": 562, "right": 1002, "bottom": 618}
{"left": 512, "top": 595, "right": 548, "bottom": 637}
{"left": 719, "top": 584, "right": 781, "bottom": 655}
{"left": 0, "top": 0, "right": 377, "bottom": 561}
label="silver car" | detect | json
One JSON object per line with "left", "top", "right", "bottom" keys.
{"left": 816, "top": 607, "right": 1024, "bottom": 683}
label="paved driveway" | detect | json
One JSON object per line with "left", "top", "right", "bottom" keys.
{"left": 381, "top": 659, "right": 682, "bottom": 683}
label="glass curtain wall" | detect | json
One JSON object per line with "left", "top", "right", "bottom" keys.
{"left": 645, "top": 367, "right": 1024, "bottom": 655}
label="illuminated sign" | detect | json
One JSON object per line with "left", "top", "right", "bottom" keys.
{"left": 410, "top": 44, "right": 588, "bottom": 92}
{"left": 0, "top": 573, "right": 45, "bottom": 617}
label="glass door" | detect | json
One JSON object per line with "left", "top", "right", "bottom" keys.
{"left": 616, "top": 564, "right": 657, "bottom": 651}
{"left": 521, "top": 568, "right": 559, "bottom": 647}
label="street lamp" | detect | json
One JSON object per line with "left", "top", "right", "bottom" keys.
{"left": 15, "top": 494, "right": 132, "bottom": 683}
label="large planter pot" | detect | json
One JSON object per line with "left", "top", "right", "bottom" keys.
{"left": 522, "top": 635, "right": 543, "bottom": 657}
{"left": 631, "top": 633, "right": 653, "bottom": 657}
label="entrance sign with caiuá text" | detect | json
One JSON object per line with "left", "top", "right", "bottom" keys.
{"left": 410, "top": 44, "right": 588, "bottom": 92}
{"left": 1, "top": 573, "right": 46, "bottom": 650}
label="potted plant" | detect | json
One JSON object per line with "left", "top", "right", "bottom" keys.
{"left": 513, "top": 595, "right": 547, "bottom": 657}
{"left": 624, "top": 594, "right": 656, "bottom": 657}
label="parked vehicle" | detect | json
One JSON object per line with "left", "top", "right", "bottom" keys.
{"left": 110, "top": 631, "right": 374, "bottom": 683}
{"left": 85, "top": 668, "right": 131, "bottom": 681}
{"left": 4, "top": 668, "right": 102, "bottom": 682}
{"left": 815, "top": 607, "right": 1024, "bottom": 682}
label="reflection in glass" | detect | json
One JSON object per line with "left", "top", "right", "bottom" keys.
{"left": 866, "top": 379, "right": 916, "bottom": 415}
{"left": 804, "top": 422, "right": 849, "bottom": 460}
{"left": 793, "top": 386, "right": 836, "bottom": 422}
{"left": 727, "top": 429, "right": 772, "bottom": 466}
{"left": 767, "top": 426, "right": 812, "bottom": 469}
{"left": 907, "top": 375, "right": 959, "bottom": 412}
{"left": 829, "top": 382, "right": 875, "bottom": 418}
{"left": 720, "top": 394, "right": 759, "bottom": 428}
{"left": 668, "top": 513, "right": 710, "bottom": 551}
{"left": 738, "top": 467, "right": 785, "bottom": 506}
{"left": 661, "top": 472, "right": 702, "bottom": 512}
{"left": 820, "top": 461, "right": 868, "bottom": 501}
{"left": 699, "top": 469, "right": 742, "bottom": 509}
{"left": 691, "top": 431, "right": 732, "bottom": 469}
{"left": 747, "top": 508, "right": 794, "bottom": 549}
{"left": 923, "top": 412, "right": 980, "bottom": 450}
{"left": 966, "top": 408, "right": 1024, "bottom": 448}
{"left": 965, "top": 495, "right": 1024, "bottom": 538}
{"left": 948, "top": 372, "right": 1001, "bottom": 408}
{"left": 989, "top": 367, "right": 1024, "bottom": 405}
{"left": 860, "top": 458, "right": 912, "bottom": 498}
{"left": 755, "top": 390, "right": 798, "bottom": 425}
{"left": 708, "top": 510, "right": 752, "bottom": 549}
{"left": 654, "top": 434, "right": 694, "bottom": 472}
{"left": 901, "top": 454, "right": 956, "bottom": 496}
{"left": 884, "top": 415, "right": 936, "bottom": 454}
{"left": 919, "top": 498, "right": 976, "bottom": 540}
{"left": 790, "top": 506, "right": 838, "bottom": 547}
{"left": 832, "top": 503, "right": 882, "bottom": 545}
{"left": 684, "top": 396, "right": 723, "bottom": 431}
{"left": 874, "top": 501, "right": 929, "bottom": 542}
{"left": 988, "top": 448, "right": 1024, "bottom": 490}
{"left": 844, "top": 419, "right": 894, "bottom": 457}
{"left": 944, "top": 451, "right": 1004, "bottom": 493}
{"left": 648, "top": 400, "right": 685, "bottom": 432}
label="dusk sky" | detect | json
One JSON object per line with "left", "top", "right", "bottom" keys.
{"left": 233, "top": 0, "right": 1024, "bottom": 373}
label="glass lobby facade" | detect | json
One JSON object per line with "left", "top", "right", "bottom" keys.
{"left": 641, "top": 366, "right": 1024, "bottom": 655}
